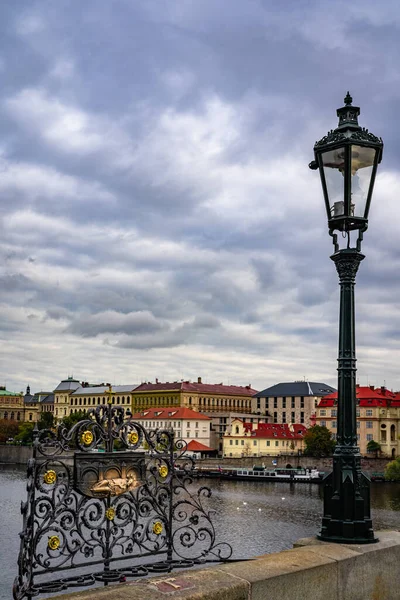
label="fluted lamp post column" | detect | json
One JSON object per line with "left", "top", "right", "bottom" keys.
{"left": 309, "top": 93, "right": 383, "bottom": 543}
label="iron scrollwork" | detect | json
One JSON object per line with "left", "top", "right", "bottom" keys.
{"left": 13, "top": 404, "right": 232, "bottom": 599}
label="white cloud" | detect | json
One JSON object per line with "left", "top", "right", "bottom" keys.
{"left": 15, "top": 13, "right": 45, "bottom": 36}
{"left": 0, "top": 159, "right": 115, "bottom": 205}
{"left": 4, "top": 88, "right": 134, "bottom": 164}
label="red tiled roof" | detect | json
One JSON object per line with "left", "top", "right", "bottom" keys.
{"left": 134, "top": 382, "right": 258, "bottom": 396}
{"left": 131, "top": 407, "right": 210, "bottom": 420}
{"left": 236, "top": 423, "right": 306, "bottom": 440}
{"left": 318, "top": 385, "right": 400, "bottom": 408}
{"left": 186, "top": 441, "right": 213, "bottom": 452}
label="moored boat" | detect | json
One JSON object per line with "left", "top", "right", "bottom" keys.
{"left": 191, "top": 465, "right": 322, "bottom": 482}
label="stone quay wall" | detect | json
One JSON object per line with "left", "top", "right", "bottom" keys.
{"left": 48, "top": 531, "right": 400, "bottom": 600}
{"left": 196, "top": 454, "right": 391, "bottom": 474}
{"left": 0, "top": 445, "right": 391, "bottom": 474}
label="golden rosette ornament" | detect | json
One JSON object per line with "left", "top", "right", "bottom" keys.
{"left": 152, "top": 521, "right": 163, "bottom": 535}
{"left": 128, "top": 431, "right": 139, "bottom": 445}
{"left": 43, "top": 470, "right": 57, "bottom": 485}
{"left": 105, "top": 508, "right": 115, "bottom": 521}
{"left": 158, "top": 465, "right": 168, "bottom": 478}
{"left": 81, "top": 430, "right": 94, "bottom": 446}
{"left": 48, "top": 536, "right": 60, "bottom": 550}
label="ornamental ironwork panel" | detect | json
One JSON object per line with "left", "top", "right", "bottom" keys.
{"left": 13, "top": 404, "right": 232, "bottom": 599}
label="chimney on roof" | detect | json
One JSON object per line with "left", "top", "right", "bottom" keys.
{"left": 370, "top": 385, "right": 375, "bottom": 391}
{"left": 26, "top": 385, "right": 30, "bottom": 395}
{"left": 356, "top": 383, "right": 360, "bottom": 388}
{"left": 198, "top": 377, "right": 202, "bottom": 384}
{"left": 156, "top": 378, "right": 158, "bottom": 384}
{"left": 381, "top": 386, "right": 386, "bottom": 394}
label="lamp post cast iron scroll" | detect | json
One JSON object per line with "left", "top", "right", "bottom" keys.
{"left": 13, "top": 391, "right": 232, "bottom": 599}
{"left": 309, "top": 93, "right": 383, "bottom": 543}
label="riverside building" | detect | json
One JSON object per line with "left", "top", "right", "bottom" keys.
{"left": 223, "top": 418, "right": 307, "bottom": 458}
{"left": 252, "top": 381, "right": 336, "bottom": 428}
{"left": 315, "top": 385, "right": 400, "bottom": 458}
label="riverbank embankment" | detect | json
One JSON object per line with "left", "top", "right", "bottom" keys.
{"left": 0, "top": 445, "right": 392, "bottom": 475}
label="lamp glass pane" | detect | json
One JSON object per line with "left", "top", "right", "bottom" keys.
{"left": 351, "top": 145, "right": 376, "bottom": 218}
{"left": 322, "top": 147, "right": 345, "bottom": 218}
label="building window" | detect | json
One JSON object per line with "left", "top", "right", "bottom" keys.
{"left": 366, "top": 434, "right": 373, "bottom": 441}
{"left": 266, "top": 440, "right": 270, "bottom": 446}
{"left": 331, "top": 421, "right": 337, "bottom": 429}
{"left": 275, "top": 441, "right": 279, "bottom": 447}
{"left": 17, "top": 412, "right": 20, "bottom": 421}
{"left": 357, "top": 434, "right": 360, "bottom": 441}
{"left": 331, "top": 410, "right": 337, "bottom": 417}
{"left": 381, "top": 430, "right": 387, "bottom": 442}
{"left": 273, "top": 412, "right": 278, "bottom": 423}
{"left": 320, "top": 410, "right": 326, "bottom": 416}
{"left": 253, "top": 440, "right": 256, "bottom": 446}
{"left": 187, "top": 431, "right": 190, "bottom": 438}
{"left": 241, "top": 440, "right": 244, "bottom": 445}
{"left": 291, "top": 412, "right": 295, "bottom": 422}
{"left": 257, "top": 398, "right": 261, "bottom": 409}
{"left": 265, "top": 398, "right": 269, "bottom": 409}
{"left": 356, "top": 409, "right": 360, "bottom": 417}
{"left": 230, "top": 440, "right": 233, "bottom": 445}
{"left": 366, "top": 409, "right": 373, "bottom": 417}
{"left": 235, "top": 440, "right": 238, "bottom": 445}
{"left": 320, "top": 420, "right": 326, "bottom": 427}
{"left": 366, "top": 421, "right": 373, "bottom": 429}
{"left": 300, "top": 397, "right": 305, "bottom": 408}
{"left": 29, "top": 413, "right": 33, "bottom": 421}
{"left": 273, "top": 397, "right": 278, "bottom": 408}
{"left": 357, "top": 422, "right": 360, "bottom": 429}
{"left": 282, "top": 412, "right": 286, "bottom": 423}
{"left": 282, "top": 397, "right": 286, "bottom": 408}
{"left": 291, "top": 397, "right": 295, "bottom": 408}
{"left": 300, "top": 412, "right": 304, "bottom": 424}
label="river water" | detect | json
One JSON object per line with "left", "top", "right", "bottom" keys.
{"left": 1, "top": 466, "right": 399, "bottom": 600}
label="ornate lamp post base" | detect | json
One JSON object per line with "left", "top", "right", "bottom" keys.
{"left": 318, "top": 448, "right": 377, "bottom": 544}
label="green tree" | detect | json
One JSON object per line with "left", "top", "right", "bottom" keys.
{"left": 366, "top": 439, "right": 381, "bottom": 458}
{"left": 38, "top": 412, "right": 56, "bottom": 430}
{"left": 303, "top": 425, "right": 336, "bottom": 458}
{"left": 0, "top": 419, "right": 20, "bottom": 444}
{"left": 384, "top": 456, "right": 400, "bottom": 482}
{"left": 59, "top": 410, "right": 87, "bottom": 431}
{"left": 15, "top": 422, "right": 35, "bottom": 445}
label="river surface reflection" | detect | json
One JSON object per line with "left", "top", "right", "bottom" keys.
{"left": 1, "top": 466, "right": 399, "bottom": 600}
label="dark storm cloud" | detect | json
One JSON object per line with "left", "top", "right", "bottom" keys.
{"left": 1, "top": 0, "right": 400, "bottom": 391}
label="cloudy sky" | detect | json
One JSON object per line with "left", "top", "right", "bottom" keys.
{"left": 2, "top": 0, "right": 400, "bottom": 394}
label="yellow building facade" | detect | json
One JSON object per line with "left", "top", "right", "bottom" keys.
{"left": 223, "top": 418, "right": 306, "bottom": 458}
{"left": 315, "top": 386, "right": 400, "bottom": 458}
{"left": 132, "top": 379, "right": 258, "bottom": 414}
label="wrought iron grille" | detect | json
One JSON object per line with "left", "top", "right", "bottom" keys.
{"left": 13, "top": 402, "right": 232, "bottom": 599}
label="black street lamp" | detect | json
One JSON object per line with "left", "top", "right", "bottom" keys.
{"left": 309, "top": 93, "right": 383, "bottom": 544}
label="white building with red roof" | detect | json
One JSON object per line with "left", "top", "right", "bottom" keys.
{"left": 223, "top": 418, "right": 307, "bottom": 458}
{"left": 315, "top": 385, "right": 400, "bottom": 458}
{"left": 130, "top": 406, "right": 214, "bottom": 455}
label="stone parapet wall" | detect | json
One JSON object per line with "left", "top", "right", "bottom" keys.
{"left": 47, "top": 531, "right": 400, "bottom": 600}
{"left": 0, "top": 445, "right": 32, "bottom": 465}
